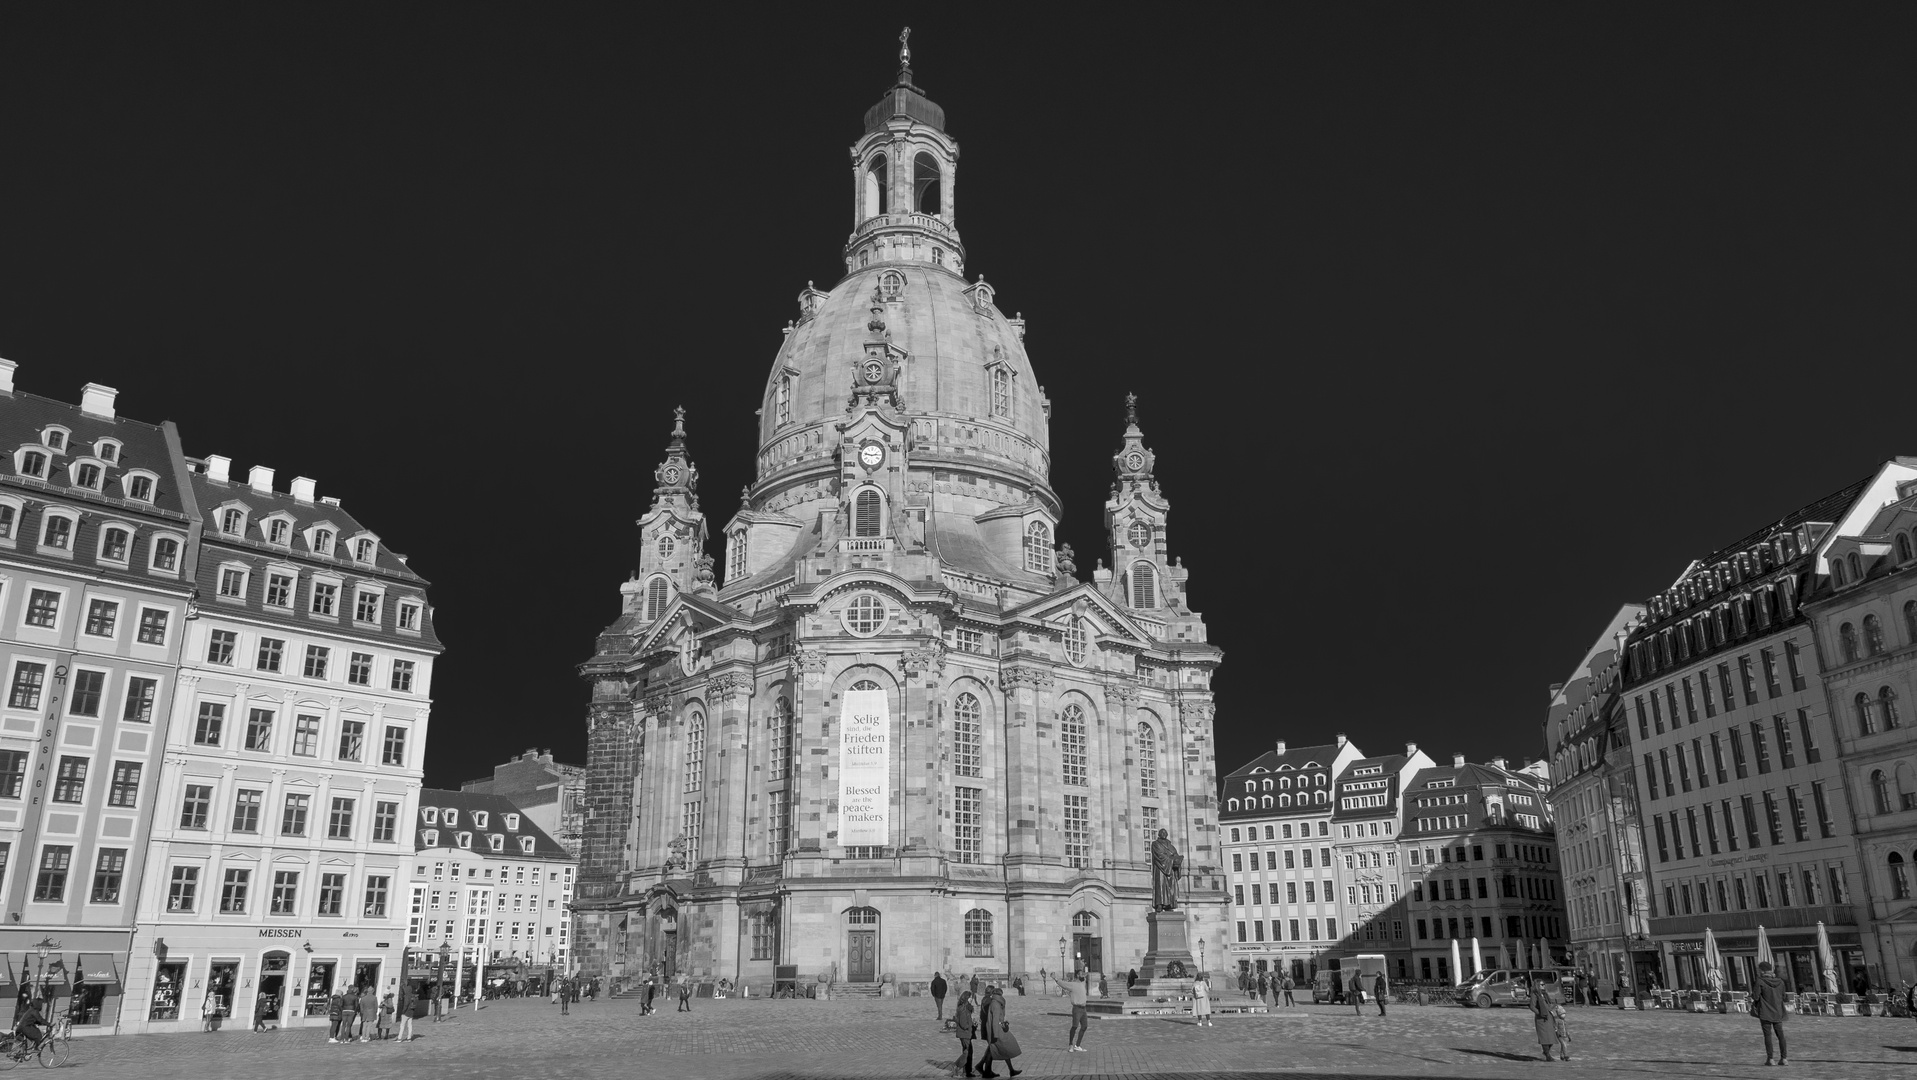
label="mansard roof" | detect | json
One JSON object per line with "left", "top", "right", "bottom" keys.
{"left": 0, "top": 389, "right": 191, "bottom": 519}
{"left": 1224, "top": 742, "right": 1345, "bottom": 781}
{"left": 415, "top": 787, "right": 572, "bottom": 861}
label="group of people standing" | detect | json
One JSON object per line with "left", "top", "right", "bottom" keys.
{"left": 318, "top": 984, "right": 409, "bottom": 1042}
{"left": 1234, "top": 968, "right": 1299, "bottom": 1006}
{"left": 935, "top": 971, "right": 1022, "bottom": 1078}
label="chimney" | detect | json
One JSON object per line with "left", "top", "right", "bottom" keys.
{"left": 1406, "top": 741, "right": 1418, "bottom": 757}
{"left": 205, "top": 455, "right": 232, "bottom": 483}
{"left": 79, "top": 383, "right": 118, "bottom": 419}
{"left": 1452, "top": 752, "right": 1466, "bottom": 768}
{"left": 289, "top": 476, "right": 316, "bottom": 503}
{"left": 1274, "top": 740, "right": 1287, "bottom": 756}
{"left": 248, "top": 466, "right": 274, "bottom": 494}
{"left": 1336, "top": 733, "right": 1348, "bottom": 747}
{"left": 1491, "top": 757, "right": 1508, "bottom": 771}
{"left": 321, "top": 496, "right": 341, "bottom": 507}
{"left": 0, "top": 359, "right": 16, "bottom": 393}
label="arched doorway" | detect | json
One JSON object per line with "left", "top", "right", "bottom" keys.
{"left": 1071, "top": 911, "right": 1103, "bottom": 976}
{"left": 845, "top": 907, "right": 880, "bottom": 983}
{"left": 655, "top": 906, "right": 679, "bottom": 979}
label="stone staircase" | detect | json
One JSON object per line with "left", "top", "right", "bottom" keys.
{"left": 833, "top": 982, "right": 885, "bottom": 999}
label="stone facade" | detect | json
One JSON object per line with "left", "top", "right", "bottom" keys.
{"left": 572, "top": 49, "right": 1225, "bottom": 992}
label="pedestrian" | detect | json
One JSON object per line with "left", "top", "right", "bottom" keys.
{"left": 396, "top": 983, "right": 416, "bottom": 1043}
{"left": 642, "top": 972, "right": 657, "bottom": 1015}
{"left": 430, "top": 979, "right": 443, "bottom": 1022}
{"left": 1052, "top": 966, "right": 1090, "bottom": 1049}
{"left": 1350, "top": 970, "right": 1365, "bottom": 1016}
{"left": 326, "top": 988, "right": 345, "bottom": 1043}
{"left": 931, "top": 970, "right": 948, "bottom": 1022}
{"left": 1281, "top": 973, "right": 1296, "bottom": 1007}
{"left": 1097, "top": 973, "right": 1108, "bottom": 999}
{"left": 253, "top": 989, "right": 272, "bottom": 1034}
{"left": 357, "top": 985, "right": 378, "bottom": 1042}
{"left": 341, "top": 984, "right": 362, "bottom": 1041}
{"left": 677, "top": 971, "right": 692, "bottom": 1012}
{"left": 953, "top": 988, "right": 978, "bottom": 1077}
{"left": 1126, "top": 969, "right": 1138, "bottom": 993}
{"left": 1373, "top": 972, "right": 1387, "bottom": 1017}
{"left": 1754, "top": 960, "right": 1789, "bottom": 1067}
{"left": 974, "top": 985, "right": 1022, "bottom": 1078}
{"left": 1529, "top": 977, "right": 1569, "bottom": 1062}
{"left": 1238, "top": 969, "right": 1249, "bottom": 995}
{"left": 1192, "top": 970, "right": 1213, "bottom": 1028}
{"left": 378, "top": 992, "right": 394, "bottom": 1040}
{"left": 1254, "top": 970, "right": 1266, "bottom": 1005}
{"left": 970, "top": 972, "right": 981, "bottom": 1000}
{"left": 202, "top": 988, "right": 222, "bottom": 1033}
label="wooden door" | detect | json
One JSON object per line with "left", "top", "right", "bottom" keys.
{"left": 1074, "top": 933, "right": 1103, "bottom": 975}
{"left": 848, "top": 930, "right": 877, "bottom": 982}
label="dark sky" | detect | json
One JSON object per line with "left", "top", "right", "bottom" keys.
{"left": 1, "top": 6, "right": 1912, "bottom": 789}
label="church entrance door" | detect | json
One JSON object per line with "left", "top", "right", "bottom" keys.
{"left": 1073, "top": 933, "right": 1103, "bottom": 975}
{"left": 848, "top": 930, "right": 877, "bottom": 982}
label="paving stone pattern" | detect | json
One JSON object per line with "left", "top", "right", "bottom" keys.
{"left": 50, "top": 995, "right": 1917, "bottom": 1079}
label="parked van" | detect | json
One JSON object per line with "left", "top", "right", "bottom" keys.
{"left": 1454, "top": 967, "right": 1576, "bottom": 1008}
{"left": 1312, "top": 955, "right": 1388, "bottom": 1004}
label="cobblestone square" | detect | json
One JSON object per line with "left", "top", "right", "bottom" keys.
{"left": 45, "top": 994, "right": 1917, "bottom": 1080}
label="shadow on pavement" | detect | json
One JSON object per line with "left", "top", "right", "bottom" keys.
{"left": 1453, "top": 1047, "right": 1543, "bottom": 1063}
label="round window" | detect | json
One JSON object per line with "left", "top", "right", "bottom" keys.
{"left": 657, "top": 534, "right": 675, "bottom": 559}
{"left": 1127, "top": 522, "right": 1151, "bottom": 549}
{"left": 842, "top": 593, "right": 888, "bottom": 636}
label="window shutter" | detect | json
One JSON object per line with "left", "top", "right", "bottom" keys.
{"left": 855, "top": 490, "right": 881, "bottom": 537}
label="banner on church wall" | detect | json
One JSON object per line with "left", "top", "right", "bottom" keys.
{"left": 838, "top": 688, "right": 890, "bottom": 848}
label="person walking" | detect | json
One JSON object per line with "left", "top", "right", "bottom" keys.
{"left": 676, "top": 971, "right": 692, "bottom": 1012}
{"left": 253, "top": 990, "right": 272, "bottom": 1034}
{"left": 1281, "top": 973, "right": 1296, "bottom": 1007}
{"left": 1053, "top": 966, "right": 1090, "bottom": 1049}
{"left": 325, "top": 988, "right": 345, "bottom": 1043}
{"left": 1373, "top": 972, "right": 1387, "bottom": 1017}
{"left": 1753, "top": 960, "right": 1789, "bottom": 1066}
{"left": 642, "top": 972, "right": 658, "bottom": 1015}
{"left": 932, "top": 971, "right": 948, "bottom": 1023}
{"left": 1530, "top": 977, "right": 1569, "bottom": 1062}
{"left": 975, "top": 985, "right": 1022, "bottom": 1078}
{"left": 953, "top": 988, "right": 978, "bottom": 1077}
{"left": 1349, "top": 970, "right": 1365, "bottom": 1016}
{"left": 377, "top": 992, "right": 394, "bottom": 1041}
{"left": 357, "top": 985, "right": 378, "bottom": 1042}
{"left": 970, "top": 972, "right": 982, "bottom": 1000}
{"left": 1192, "top": 971, "right": 1213, "bottom": 1028}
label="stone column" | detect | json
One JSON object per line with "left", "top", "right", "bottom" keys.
{"left": 1104, "top": 682, "right": 1140, "bottom": 868}
{"left": 999, "top": 665, "right": 1054, "bottom": 865}
{"left": 903, "top": 644, "right": 945, "bottom": 855}
{"left": 793, "top": 649, "right": 829, "bottom": 852}
{"left": 708, "top": 670, "right": 755, "bottom": 870}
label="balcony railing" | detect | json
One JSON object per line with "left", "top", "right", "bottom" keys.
{"left": 851, "top": 211, "right": 957, "bottom": 243}
{"left": 1647, "top": 904, "right": 1856, "bottom": 938}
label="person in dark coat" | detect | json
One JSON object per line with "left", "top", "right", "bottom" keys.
{"left": 1126, "top": 969, "right": 1138, "bottom": 992}
{"left": 931, "top": 971, "right": 948, "bottom": 1022}
{"left": 974, "top": 985, "right": 1021, "bottom": 1078}
{"left": 1753, "top": 961, "right": 1789, "bottom": 1066}
{"left": 969, "top": 972, "right": 981, "bottom": 999}
{"left": 1349, "top": 970, "right": 1364, "bottom": 1016}
{"left": 1529, "top": 978, "right": 1568, "bottom": 1061}
{"left": 952, "top": 988, "right": 978, "bottom": 1076}
{"left": 1373, "top": 972, "right": 1387, "bottom": 1017}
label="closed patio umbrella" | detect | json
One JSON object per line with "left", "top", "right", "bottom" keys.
{"left": 1756, "top": 925, "right": 1774, "bottom": 974}
{"left": 1815, "top": 921, "right": 1836, "bottom": 993}
{"left": 1539, "top": 938, "right": 1551, "bottom": 968}
{"left": 1703, "top": 928, "right": 1725, "bottom": 991}
{"left": 1471, "top": 938, "right": 1483, "bottom": 977}
{"left": 1451, "top": 938, "right": 1463, "bottom": 984}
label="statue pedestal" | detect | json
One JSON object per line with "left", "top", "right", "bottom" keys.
{"left": 1127, "top": 910, "right": 1196, "bottom": 1002}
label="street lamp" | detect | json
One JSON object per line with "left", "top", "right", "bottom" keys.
{"left": 1057, "top": 937, "right": 1066, "bottom": 995}
{"left": 1198, "top": 938, "right": 1206, "bottom": 978}
{"left": 34, "top": 937, "right": 58, "bottom": 1003}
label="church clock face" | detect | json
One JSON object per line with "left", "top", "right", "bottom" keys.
{"left": 662, "top": 465, "right": 681, "bottom": 485}
{"left": 1125, "top": 450, "right": 1145, "bottom": 473}
{"left": 858, "top": 443, "right": 885, "bottom": 470}
{"left": 862, "top": 358, "right": 885, "bottom": 384}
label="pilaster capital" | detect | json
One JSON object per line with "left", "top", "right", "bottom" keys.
{"left": 903, "top": 643, "right": 946, "bottom": 677}
{"left": 999, "top": 665, "right": 1054, "bottom": 693}
{"left": 707, "top": 671, "right": 754, "bottom": 703}
{"left": 793, "top": 648, "right": 829, "bottom": 675}
{"left": 1102, "top": 680, "right": 1142, "bottom": 707}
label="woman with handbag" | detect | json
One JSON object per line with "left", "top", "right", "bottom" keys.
{"left": 1192, "top": 971, "right": 1213, "bottom": 1028}
{"left": 1530, "top": 978, "right": 1570, "bottom": 1062}
{"left": 975, "top": 986, "right": 1022, "bottom": 1078}
{"left": 952, "top": 989, "right": 978, "bottom": 1076}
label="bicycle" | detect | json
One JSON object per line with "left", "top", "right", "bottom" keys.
{"left": 0, "top": 1022, "right": 67, "bottom": 1069}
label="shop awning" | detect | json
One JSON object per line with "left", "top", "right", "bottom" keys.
{"left": 75, "top": 955, "right": 120, "bottom": 994}
{"left": 0, "top": 955, "right": 14, "bottom": 989}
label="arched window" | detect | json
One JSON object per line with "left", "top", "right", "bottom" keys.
{"left": 684, "top": 711, "right": 706, "bottom": 795}
{"left": 854, "top": 489, "right": 882, "bottom": 537}
{"left": 768, "top": 697, "right": 794, "bottom": 782}
{"left": 864, "top": 154, "right": 888, "bottom": 218}
{"left": 1278, "top": 793, "right": 1291, "bottom": 807}
{"left": 1865, "top": 615, "right": 1886, "bottom": 656}
{"left": 1907, "top": 600, "right": 1917, "bottom": 645}
{"left": 728, "top": 530, "right": 748, "bottom": 582}
{"left": 1883, "top": 687, "right": 1902, "bottom": 730}
{"left": 1841, "top": 623, "right": 1860, "bottom": 663}
{"left": 1262, "top": 795, "right": 1272, "bottom": 808}
{"left": 1024, "top": 522, "right": 1053, "bottom": 574}
{"left": 1127, "top": 521, "right": 1151, "bottom": 549}
{"left": 1899, "top": 534, "right": 1913, "bottom": 564}
{"left": 1849, "top": 552, "right": 1863, "bottom": 581}
{"left": 953, "top": 693, "right": 982, "bottom": 778}
{"left": 1874, "top": 769, "right": 1892, "bottom": 814}
{"left": 1859, "top": 692, "right": 1878, "bottom": 736}
{"left": 1061, "top": 703, "right": 1088, "bottom": 786}
{"left": 1316, "top": 790, "right": 1329, "bottom": 805}
{"left": 913, "top": 151, "right": 942, "bottom": 215}
{"left": 850, "top": 679, "right": 881, "bottom": 693}
{"left": 964, "top": 908, "right": 993, "bottom": 957}
{"left": 1136, "top": 722, "right": 1158, "bottom": 799}
{"left": 1072, "top": 910, "right": 1096, "bottom": 929}
{"left": 1891, "top": 853, "right": 1912, "bottom": 900}
{"left": 1130, "top": 562, "right": 1157, "bottom": 609}
{"left": 645, "top": 577, "right": 671, "bottom": 621}
{"left": 776, "top": 374, "right": 792, "bottom": 426}
{"left": 991, "top": 367, "right": 1011, "bottom": 419}
{"left": 1228, "top": 798, "right": 1239, "bottom": 812}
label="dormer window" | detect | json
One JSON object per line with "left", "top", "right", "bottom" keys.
{"left": 99, "top": 526, "right": 131, "bottom": 563}
{"left": 94, "top": 440, "right": 119, "bottom": 464}
{"left": 456, "top": 831, "right": 472, "bottom": 849}
{"left": 42, "top": 428, "right": 67, "bottom": 452}
{"left": 443, "top": 809, "right": 458, "bottom": 828}
{"left": 504, "top": 813, "right": 519, "bottom": 831}
{"left": 775, "top": 374, "right": 792, "bottom": 426}
{"left": 220, "top": 508, "right": 245, "bottom": 536}
{"left": 17, "top": 450, "right": 47, "bottom": 479}
{"left": 878, "top": 270, "right": 905, "bottom": 301}
{"left": 488, "top": 834, "right": 504, "bottom": 852}
{"left": 990, "top": 366, "right": 1012, "bottom": 419}
{"left": 266, "top": 518, "right": 290, "bottom": 545}
{"left": 353, "top": 536, "right": 377, "bottom": 563}
{"left": 397, "top": 600, "right": 423, "bottom": 632}
{"left": 422, "top": 807, "right": 439, "bottom": 825}
{"left": 422, "top": 829, "right": 438, "bottom": 846}
{"left": 473, "top": 811, "right": 488, "bottom": 829}
{"left": 122, "top": 472, "right": 155, "bottom": 502}
{"left": 727, "top": 530, "right": 747, "bottom": 581}
{"left": 40, "top": 512, "right": 74, "bottom": 551}
{"left": 150, "top": 535, "right": 181, "bottom": 572}
{"left": 312, "top": 528, "right": 335, "bottom": 556}
{"left": 73, "top": 463, "right": 102, "bottom": 490}
{"left": 519, "top": 836, "right": 535, "bottom": 854}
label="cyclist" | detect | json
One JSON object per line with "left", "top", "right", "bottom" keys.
{"left": 13, "top": 996, "right": 46, "bottom": 1053}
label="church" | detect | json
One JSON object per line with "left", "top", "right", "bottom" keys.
{"left": 573, "top": 37, "right": 1226, "bottom": 992}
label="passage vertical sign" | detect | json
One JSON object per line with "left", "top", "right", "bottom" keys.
{"left": 838, "top": 687, "right": 890, "bottom": 848}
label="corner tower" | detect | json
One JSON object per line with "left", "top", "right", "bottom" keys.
{"left": 622, "top": 408, "right": 711, "bottom": 622}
